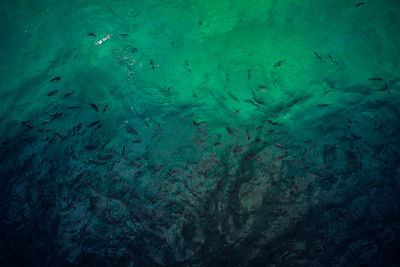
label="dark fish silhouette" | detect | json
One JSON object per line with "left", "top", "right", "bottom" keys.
{"left": 246, "top": 128, "right": 251, "bottom": 140}
{"left": 369, "top": 77, "right": 383, "bottom": 81}
{"left": 327, "top": 53, "right": 334, "bottom": 61}
{"left": 90, "top": 103, "right": 99, "bottom": 112}
{"left": 72, "top": 123, "right": 82, "bottom": 135}
{"left": 248, "top": 69, "right": 251, "bottom": 80}
{"left": 122, "top": 145, "right": 126, "bottom": 156}
{"left": 85, "top": 144, "right": 97, "bottom": 150}
{"left": 126, "top": 125, "right": 138, "bottom": 135}
{"left": 314, "top": 51, "right": 322, "bottom": 61}
{"left": 226, "top": 126, "right": 235, "bottom": 135}
{"left": 1, "top": 140, "right": 11, "bottom": 145}
{"left": 318, "top": 104, "right": 329, "bottom": 107}
{"left": 50, "top": 76, "right": 61, "bottom": 82}
{"left": 247, "top": 99, "right": 260, "bottom": 108}
{"left": 68, "top": 106, "right": 80, "bottom": 110}
{"left": 193, "top": 120, "right": 206, "bottom": 126}
{"left": 274, "top": 144, "right": 287, "bottom": 150}
{"left": 273, "top": 59, "right": 286, "bottom": 68}
{"left": 50, "top": 112, "right": 63, "bottom": 121}
{"left": 97, "top": 154, "right": 114, "bottom": 160}
{"left": 232, "top": 109, "right": 240, "bottom": 115}
{"left": 102, "top": 104, "right": 108, "bottom": 114}
{"left": 87, "top": 33, "right": 96, "bottom": 37}
{"left": 47, "top": 89, "right": 59, "bottom": 96}
{"left": 214, "top": 142, "right": 221, "bottom": 146}
{"left": 53, "top": 132, "right": 66, "bottom": 142}
{"left": 119, "top": 34, "right": 128, "bottom": 37}
{"left": 150, "top": 59, "right": 156, "bottom": 70}
{"left": 228, "top": 92, "right": 239, "bottom": 102}
{"left": 153, "top": 123, "right": 161, "bottom": 138}
{"left": 253, "top": 97, "right": 265, "bottom": 105}
{"left": 273, "top": 154, "right": 288, "bottom": 161}
{"left": 267, "top": 120, "right": 281, "bottom": 125}
{"left": 356, "top": 2, "right": 364, "bottom": 7}
{"left": 87, "top": 121, "right": 100, "bottom": 128}
{"left": 63, "top": 91, "right": 74, "bottom": 98}
{"left": 153, "top": 164, "right": 164, "bottom": 173}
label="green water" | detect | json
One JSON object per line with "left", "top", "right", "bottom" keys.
{"left": 1, "top": 0, "right": 400, "bottom": 266}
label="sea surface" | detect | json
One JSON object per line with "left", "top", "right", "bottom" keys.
{"left": 1, "top": 0, "right": 400, "bottom": 266}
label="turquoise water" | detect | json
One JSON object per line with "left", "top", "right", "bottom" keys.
{"left": 1, "top": 0, "right": 400, "bottom": 266}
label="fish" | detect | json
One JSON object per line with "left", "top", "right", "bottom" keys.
{"left": 153, "top": 123, "right": 161, "bottom": 138}
{"left": 1, "top": 140, "right": 11, "bottom": 145}
{"left": 376, "top": 82, "right": 391, "bottom": 94}
{"left": 67, "top": 106, "right": 80, "bottom": 110}
{"left": 126, "top": 125, "right": 138, "bottom": 135}
{"left": 355, "top": 2, "right": 365, "bottom": 7}
{"left": 97, "top": 154, "right": 114, "bottom": 160}
{"left": 144, "top": 120, "right": 150, "bottom": 128}
{"left": 246, "top": 128, "right": 251, "bottom": 140}
{"left": 226, "top": 126, "right": 235, "bottom": 135}
{"left": 248, "top": 69, "right": 251, "bottom": 80}
{"left": 255, "top": 138, "right": 264, "bottom": 144}
{"left": 62, "top": 91, "right": 74, "bottom": 98}
{"left": 119, "top": 33, "right": 128, "bottom": 37}
{"left": 327, "top": 53, "right": 334, "bottom": 61}
{"left": 274, "top": 144, "right": 287, "bottom": 150}
{"left": 193, "top": 120, "right": 206, "bottom": 126}
{"left": 72, "top": 123, "right": 82, "bottom": 135}
{"left": 90, "top": 103, "right": 99, "bottom": 112}
{"left": 50, "top": 76, "right": 61, "bottom": 82}
{"left": 368, "top": 77, "right": 383, "bottom": 81}
{"left": 314, "top": 51, "right": 322, "bottom": 61}
{"left": 273, "top": 59, "right": 286, "bottom": 68}
{"left": 317, "top": 104, "right": 329, "bottom": 107}
{"left": 150, "top": 59, "right": 155, "bottom": 70}
{"left": 122, "top": 145, "right": 126, "bottom": 156}
{"left": 232, "top": 109, "right": 240, "bottom": 115}
{"left": 214, "top": 142, "right": 221, "bottom": 146}
{"left": 273, "top": 154, "right": 288, "bottom": 161}
{"left": 47, "top": 90, "right": 59, "bottom": 96}
{"left": 50, "top": 112, "right": 63, "bottom": 121}
{"left": 102, "top": 104, "right": 108, "bottom": 114}
{"left": 246, "top": 99, "right": 260, "bottom": 108}
{"left": 267, "top": 120, "right": 281, "bottom": 125}
{"left": 53, "top": 132, "right": 66, "bottom": 142}
{"left": 228, "top": 92, "right": 239, "bottom": 103}
{"left": 87, "top": 33, "right": 96, "bottom": 37}
{"left": 86, "top": 121, "right": 100, "bottom": 128}
{"left": 154, "top": 164, "right": 164, "bottom": 173}
{"left": 85, "top": 144, "right": 97, "bottom": 150}
{"left": 253, "top": 97, "right": 266, "bottom": 105}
